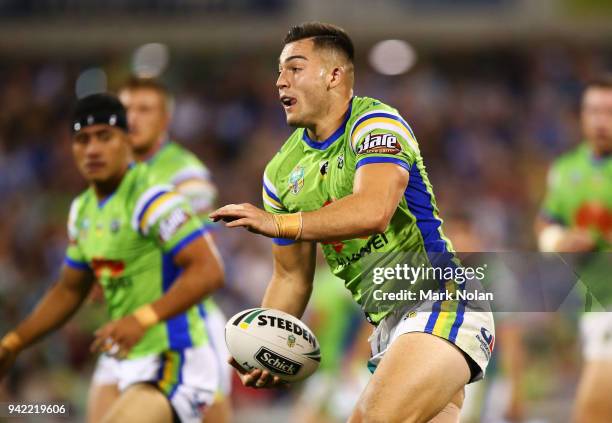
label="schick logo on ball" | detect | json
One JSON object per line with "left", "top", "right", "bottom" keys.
{"left": 255, "top": 347, "right": 302, "bottom": 375}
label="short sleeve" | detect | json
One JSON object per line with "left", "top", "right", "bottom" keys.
{"left": 262, "top": 171, "right": 296, "bottom": 246}
{"left": 132, "top": 185, "right": 204, "bottom": 257}
{"left": 171, "top": 166, "right": 218, "bottom": 229}
{"left": 349, "top": 110, "right": 418, "bottom": 171}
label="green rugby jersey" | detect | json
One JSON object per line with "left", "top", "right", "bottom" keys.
{"left": 65, "top": 163, "right": 207, "bottom": 358}
{"left": 541, "top": 143, "right": 612, "bottom": 251}
{"left": 148, "top": 142, "right": 217, "bottom": 226}
{"left": 262, "top": 96, "right": 454, "bottom": 323}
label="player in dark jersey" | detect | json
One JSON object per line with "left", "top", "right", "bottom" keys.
{"left": 212, "top": 22, "right": 494, "bottom": 423}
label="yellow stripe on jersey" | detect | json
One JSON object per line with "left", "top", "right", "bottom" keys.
{"left": 262, "top": 188, "right": 284, "bottom": 210}
{"left": 432, "top": 280, "right": 459, "bottom": 338}
{"left": 351, "top": 117, "right": 418, "bottom": 152}
{"left": 139, "top": 192, "right": 179, "bottom": 232}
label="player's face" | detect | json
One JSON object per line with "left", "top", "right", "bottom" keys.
{"left": 72, "top": 125, "right": 131, "bottom": 183}
{"left": 582, "top": 87, "right": 612, "bottom": 155}
{"left": 277, "top": 39, "right": 330, "bottom": 127}
{"left": 119, "top": 88, "right": 169, "bottom": 154}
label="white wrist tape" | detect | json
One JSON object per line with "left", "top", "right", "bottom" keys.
{"left": 538, "top": 225, "right": 565, "bottom": 252}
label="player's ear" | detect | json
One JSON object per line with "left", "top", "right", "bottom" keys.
{"left": 328, "top": 66, "right": 344, "bottom": 89}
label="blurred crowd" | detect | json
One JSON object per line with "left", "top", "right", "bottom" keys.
{"left": 0, "top": 42, "right": 610, "bottom": 420}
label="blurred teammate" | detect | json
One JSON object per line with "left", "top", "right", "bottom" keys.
{"left": 87, "top": 78, "right": 232, "bottom": 423}
{"left": 211, "top": 22, "right": 495, "bottom": 422}
{"left": 536, "top": 77, "right": 612, "bottom": 422}
{"left": 0, "top": 94, "right": 224, "bottom": 423}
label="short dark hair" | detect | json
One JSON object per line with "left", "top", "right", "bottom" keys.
{"left": 284, "top": 22, "right": 354, "bottom": 63}
{"left": 586, "top": 75, "right": 612, "bottom": 90}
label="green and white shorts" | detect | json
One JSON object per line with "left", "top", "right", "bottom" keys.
{"left": 367, "top": 301, "right": 495, "bottom": 382}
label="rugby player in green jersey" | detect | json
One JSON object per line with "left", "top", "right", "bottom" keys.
{"left": 211, "top": 22, "right": 494, "bottom": 422}
{"left": 87, "top": 78, "right": 232, "bottom": 423}
{"left": 0, "top": 94, "right": 224, "bottom": 423}
{"left": 536, "top": 77, "right": 612, "bottom": 422}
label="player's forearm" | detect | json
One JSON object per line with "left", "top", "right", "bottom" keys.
{"left": 147, "top": 259, "right": 223, "bottom": 324}
{"left": 10, "top": 282, "right": 90, "bottom": 351}
{"left": 299, "top": 192, "right": 394, "bottom": 242}
{"left": 261, "top": 274, "right": 312, "bottom": 318}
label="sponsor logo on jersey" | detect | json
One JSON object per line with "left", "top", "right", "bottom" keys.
{"left": 257, "top": 314, "right": 318, "bottom": 348}
{"left": 159, "top": 209, "right": 189, "bottom": 242}
{"left": 335, "top": 233, "right": 390, "bottom": 267}
{"left": 255, "top": 347, "right": 302, "bottom": 375}
{"left": 337, "top": 154, "right": 344, "bottom": 169}
{"left": 403, "top": 311, "right": 418, "bottom": 320}
{"left": 91, "top": 258, "right": 125, "bottom": 278}
{"left": 289, "top": 165, "right": 305, "bottom": 194}
{"left": 319, "top": 160, "right": 329, "bottom": 177}
{"left": 476, "top": 326, "right": 495, "bottom": 360}
{"left": 357, "top": 133, "right": 402, "bottom": 155}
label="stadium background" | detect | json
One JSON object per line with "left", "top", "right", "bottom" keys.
{"left": 0, "top": 0, "right": 611, "bottom": 421}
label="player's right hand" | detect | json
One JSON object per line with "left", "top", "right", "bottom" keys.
{"left": 228, "top": 357, "right": 286, "bottom": 389}
{"left": 0, "top": 346, "right": 17, "bottom": 380}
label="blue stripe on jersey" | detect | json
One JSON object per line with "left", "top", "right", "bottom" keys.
{"left": 352, "top": 112, "right": 416, "bottom": 140}
{"left": 273, "top": 237, "right": 296, "bottom": 246}
{"left": 355, "top": 156, "right": 411, "bottom": 171}
{"left": 405, "top": 164, "right": 464, "bottom": 337}
{"left": 403, "top": 165, "right": 449, "bottom": 255}
{"left": 263, "top": 183, "right": 282, "bottom": 204}
{"left": 449, "top": 286, "right": 466, "bottom": 343}
{"left": 156, "top": 352, "right": 167, "bottom": 381}
{"left": 424, "top": 279, "right": 446, "bottom": 333}
{"left": 162, "top": 254, "right": 193, "bottom": 349}
{"left": 168, "top": 228, "right": 204, "bottom": 259}
{"left": 97, "top": 193, "right": 115, "bottom": 209}
{"left": 137, "top": 190, "right": 169, "bottom": 227}
{"left": 301, "top": 99, "right": 353, "bottom": 150}
{"left": 64, "top": 256, "right": 90, "bottom": 271}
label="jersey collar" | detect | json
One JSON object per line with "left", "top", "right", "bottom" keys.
{"left": 146, "top": 139, "right": 172, "bottom": 164}
{"left": 301, "top": 98, "right": 353, "bottom": 150}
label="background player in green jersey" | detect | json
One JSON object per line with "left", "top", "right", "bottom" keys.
{"left": 0, "top": 94, "right": 224, "bottom": 423}
{"left": 536, "top": 77, "right": 612, "bottom": 422}
{"left": 212, "top": 22, "right": 494, "bottom": 423}
{"left": 87, "top": 78, "right": 232, "bottom": 423}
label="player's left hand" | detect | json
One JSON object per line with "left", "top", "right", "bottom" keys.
{"left": 91, "top": 315, "right": 146, "bottom": 358}
{"left": 210, "top": 203, "right": 278, "bottom": 237}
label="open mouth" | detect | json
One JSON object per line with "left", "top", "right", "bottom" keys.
{"left": 280, "top": 96, "right": 297, "bottom": 108}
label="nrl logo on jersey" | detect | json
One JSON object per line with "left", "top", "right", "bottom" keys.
{"left": 357, "top": 133, "right": 402, "bottom": 155}
{"left": 289, "top": 165, "right": 305, "bottom": 195}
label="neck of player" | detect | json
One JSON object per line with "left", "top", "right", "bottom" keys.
{"left": 93, "top": 165, "right": 129, "bottom": 200}
{"left": 305, "top": 97, "right": 351, "bottom": 141}
{"left": 135, "top": 133, "right": 168, "bottom": 162}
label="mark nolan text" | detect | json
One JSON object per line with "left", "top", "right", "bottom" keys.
{"left": 373, "top": 289, "right": 493, "bottom": 302}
